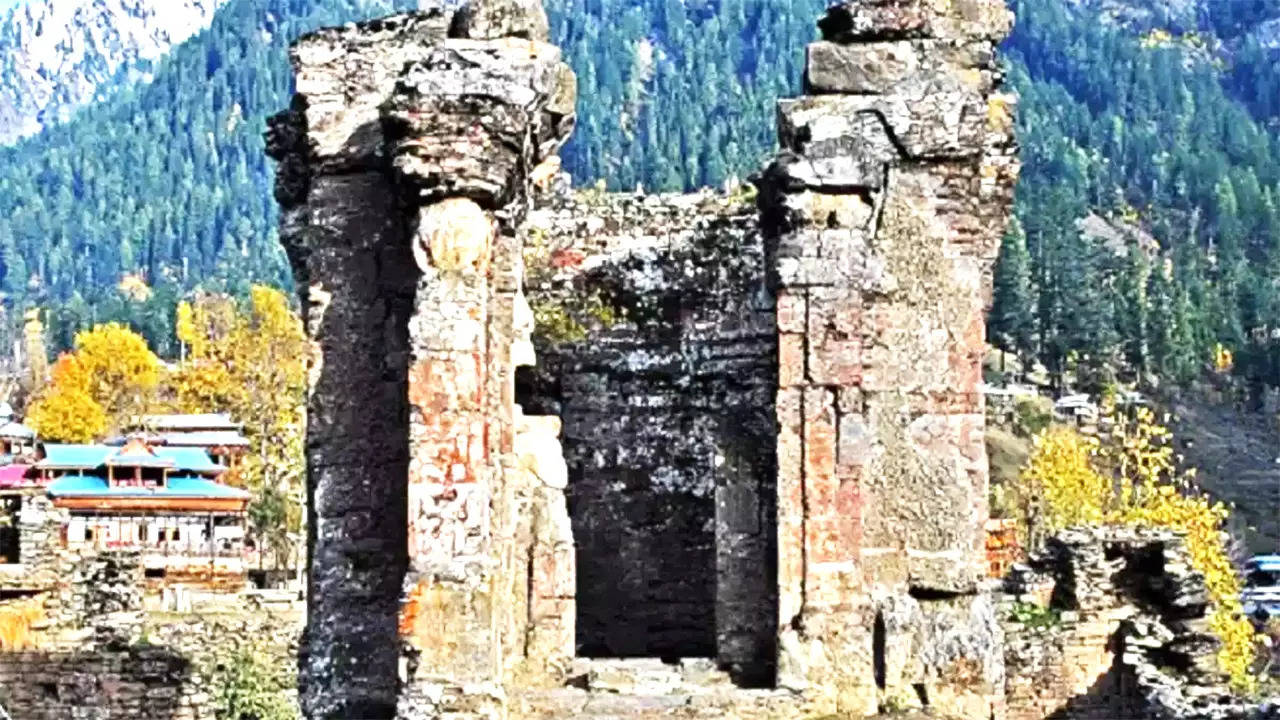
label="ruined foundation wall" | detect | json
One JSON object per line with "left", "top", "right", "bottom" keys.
{"left": 757, "top": 0, "right": 1020, "bottom": 714}
{"left": 0, "top": 549, "right": 299, "bottom": 720}
{"left": 4, "top": 494, "right": 65, "bottom": 591}
{"left": 1001, "top": 527, "right": 1250, "bottom": 720}
{"left": 520, "top": 191, "right": 777, "bottom": 679}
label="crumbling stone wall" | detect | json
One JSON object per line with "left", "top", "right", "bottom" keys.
{"left": 1002, "top": 527, "right": 1261, "bottom": 720}
{"left": 755, "top": 0, "right": 1020, "bottom": 714}
{"left": 0, "top": 493, "right": 66, "bottom": 592}
{"left": 0, "top": 578, "right": 301, "bottom": 720}
{"left": 520, "top": 190, "right": 777, "bottom": 681}
{"left": 0, "top": 645, "right": 204, "bottom": 720}
{"left": 268, "top": 2, "right": 577, "bottom": 717}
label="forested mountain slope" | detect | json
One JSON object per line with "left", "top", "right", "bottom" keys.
{"left": 991, "top": 0, "right": 1280, "bottom": 397}
{"left": 0, "top": 0, "right": 422, "bottom": 353}
{"left": 0, "top": 0, "right": 823, "bottom": 354}
{"left": 2, "top": 0, "right": 1280, "bottom": 403}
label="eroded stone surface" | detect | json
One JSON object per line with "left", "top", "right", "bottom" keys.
{"left": 268, "top": 1, "right": 576, "bottom": 716}
{"left": 1001, "top": 527, "right": 1271, "bottom": 720}
{"left": 758, "top": 0, "right": 1018, "bottom": 713}
{"left": 520, "top": 190, "right": 777, "bottom": 682}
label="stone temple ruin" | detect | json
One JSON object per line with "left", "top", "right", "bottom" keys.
{"left": 0, "top": 2, "right": 1264, "bottom": 720}
{"left": 261, "top": 1, "right": 1249, "bottom": 719}
{"left": 264, "top": 0, "right": 1019, "bottom": 716}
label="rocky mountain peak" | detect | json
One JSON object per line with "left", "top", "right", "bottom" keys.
{"left": 0, "top": 0, "right": 227, "bottom": 145}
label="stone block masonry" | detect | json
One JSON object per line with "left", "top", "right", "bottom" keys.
{"left": 0, "top": 548, "right": 301, "bottom": 720}
{"left": 267, "top": 1, "right": 576, "bottom": 717}
{"left": 520, "top": 191, "right": 778, "bottom": 684}
{"left": 756, "top": 0, "right": 1020, "bottom": 714}
{"left": 252, "top": 0, "right": 1280, "bottom": 718}
{"left": 1001, "top": 526, "right": 1272, "bottom": 720}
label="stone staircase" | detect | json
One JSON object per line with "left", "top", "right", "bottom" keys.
{"left": 511, "top": 658, "right": 802, "bottom": 719}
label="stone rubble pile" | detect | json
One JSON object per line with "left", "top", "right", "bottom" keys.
{"left": 1002, "top": 525, "right": 1280, "bottom": 720}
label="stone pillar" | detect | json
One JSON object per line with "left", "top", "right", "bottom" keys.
{"left": 17, "top": 493, "right": 66, "bottom": 589}
{"left": 386, "top": 29, "right": 575, "bottom": 720}
{"left": 758, "top": 0, "right": 1020, "bottom": 715}
{"left": 268, "top": 4, "right": 574, "bottom": 718}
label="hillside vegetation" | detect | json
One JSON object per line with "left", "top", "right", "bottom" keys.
{"left": 0, "top": 0, "right": 1279, "bottom": 408}
{"left": 992, "top": 0, "right": 1280, "bottom": 398}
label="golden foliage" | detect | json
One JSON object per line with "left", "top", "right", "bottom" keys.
{"left": 1022, "top": 428, "right": 1110, "bottom": 536}
{"left": 117, "top": 273, "right": 153, "bottom": 302}
{"left": 1018, "top": 405, "right": 1258, "bottom": 690}
{"left": 0, "top": 596, "right": 45, "bottom": 650}
{"left": 26, "top": 353, "right": 108, "bottom": 443}
{"left": 1214, "top": 343, "right": 1234, "bottom": 373}
{"left": 72, "top": 323, "right": 163, "bottom": 431}
{"left": 174, "top": 286, "right": 307, "bottom": 568}
{"left": 22, "top": 307, "right": 48, "bottom": 394}
{"left": 25, "top": 322, "right": 161, "bottom": 441}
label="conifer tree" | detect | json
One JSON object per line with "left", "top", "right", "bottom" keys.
{"left": 989, "top": 218, "right": 1038, "bottom": 365}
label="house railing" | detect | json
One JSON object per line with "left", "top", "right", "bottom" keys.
{"left": 78, "top": 539, "right": 246, "bottom": 559}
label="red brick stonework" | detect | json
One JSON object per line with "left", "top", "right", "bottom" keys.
{"left": 757, "top": 0, "right": 1020, "bottom": 714}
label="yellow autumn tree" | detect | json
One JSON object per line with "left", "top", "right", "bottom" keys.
{"left": 1018, "top": 405, "right": 1259, "bottom": 690}
{"left": 71, "top": 323, "right": 163, "bottom": 434}
{"left": 173, "top": 286, "right": 307, "bottom": 569}
{"left": 1019, "top": 428, "right": 1110, "bottom": 545}
{"left": 26, "top": 353, "right": 108, "bottom": 443}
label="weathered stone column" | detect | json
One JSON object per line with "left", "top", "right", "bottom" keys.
{"left": 757, "top": 0, "right": 1020, "bottom": 715}
{"left": 386, "top": 32, "right": 575, "bottom": 718}
{"left": 268, "top": 4, "right": 574, "bottom": 717}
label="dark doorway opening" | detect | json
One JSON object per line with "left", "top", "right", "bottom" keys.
{"left": 0, "top": 495, "right": 21, "bottom": 563}
{"left": 516, "top": 199, "right": 778, "bottom": 685}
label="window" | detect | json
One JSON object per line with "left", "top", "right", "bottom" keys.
{"left": 1247, "top": 570, "right": 1280, "bottom": 588}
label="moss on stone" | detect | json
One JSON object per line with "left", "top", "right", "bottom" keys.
{"left": 523, "top": 221, "right": 623, "bottom": 345}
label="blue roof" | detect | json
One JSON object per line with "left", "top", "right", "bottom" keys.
{"left": 47, "top": 474, "right": 249, "bottom": 499}
{"left": 1248, "top": 556, "right": 1280, "bottom": 570}
{"left": 39, "top": 444, "right": 113, "bottom": 468}
{"left": 38, "top": 444, "right": 225, "bottom": 474}
{"left": 154, "top": 447, "right": 225, "bottom": 473}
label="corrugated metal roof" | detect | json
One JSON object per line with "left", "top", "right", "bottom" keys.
{"left": 0, "top": 422, "right": 35, "bottom": 440}
{"left": 39, "top": 444, "right": 112, "bottom": 468}
{"left": 156, "top": 447, "right": 226, "bottom": 473}
{"left": 47, "top": 474, "right": 249, "bottom": 499}
{"left": 139, "top": 413, "right": 241, "bottom": 431}
{"left": 160, "top": 430, "right": 251, "bottom": 447}
{"left": 0, "top": 464, "right": 34, "bottom": 488}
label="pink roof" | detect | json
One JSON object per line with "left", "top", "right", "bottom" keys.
{"left": 0, "top": 464, "right": 36, "bottom": 489}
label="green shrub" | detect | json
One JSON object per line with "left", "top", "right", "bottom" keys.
{"left": 1007, "top": 601, "right": 1061, "bottom": 629}
{"left": 1013, "top": 395, "right": 1053, "bottom": 437}
{"left": 211, "top": 643, "right": 298, "bottom": 720}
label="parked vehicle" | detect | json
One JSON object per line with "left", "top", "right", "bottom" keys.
{"left": 1242, "top": 555, "right": 1280, "bottom": 623}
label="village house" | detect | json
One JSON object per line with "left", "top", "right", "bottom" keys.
{"left": 0, "top": 403, "right": 36, "bottom": 460}
{"left": 130, "top": 412, "right": 251, "bottom": 470}
{"left": 37, "top": 437, "right": 250, "bottom": 584}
